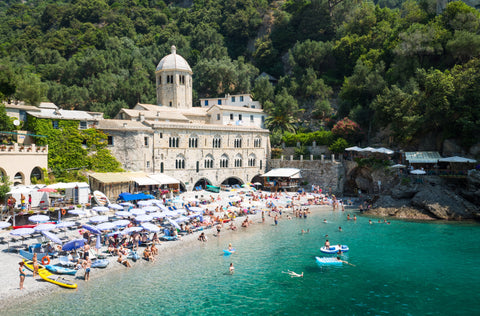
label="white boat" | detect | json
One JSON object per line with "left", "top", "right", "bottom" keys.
{"left": 93, "top": 190, "right": 110, "bottom": 206}
{"left": 320, "top": 245, "right": 349, "bottom": 254}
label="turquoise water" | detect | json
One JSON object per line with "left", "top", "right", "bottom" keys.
{"left": 6, "top": 210, "right": 480, "bottom": 315}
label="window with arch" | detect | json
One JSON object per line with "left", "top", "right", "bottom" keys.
{"left": 254, "top": 137, "right": 261, "bottom": 148}
{"left": 166, "top": 75, "right": 174, "bottom": 84}
{"left": 220, "top": 154, "right": 229, "bottom": 168}
{"left": 212, "top": 136, "right": 221, "bottom": 148}
{"left": 204, "top": 154, "right": 214, "bottom": 168}
{"left": 169, "top": 136, "right": 179, "bottom": 148}
{"left": 234, "top": 154, "right": 243, "bottom": 167}
{"left": 248, "top": 154, "right": 256, "bottom": 167}
{"left": 234, "top": 136, "right": 242, "bottom": 148}
{"left": 175, "top": 155, "right": 185, "bottom": 169}
{"left": 188, "top": 135, "right": 198, "bottom": 148}
{"left": 180, "top": 75, "right": 185, "bottom": 85}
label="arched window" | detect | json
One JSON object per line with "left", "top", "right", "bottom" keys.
{"left": 248, "top": 154, "right": 256, "bottom": 167}
{"left": 234, "top": 154, "right": 243, "bottom": 167}
{"left": 175, "top": 155, "right": 185, "bottom": 169}
{"left": 204, "top": 154, "right": 214, "bottom": 169}
{"left": 220, "top": 154, "right": 229, "bottom": 168}
{"left": 212, "top": 135, "right": 221, "bottom": 148}
{"left": 254, "top": 137, "right": 261, "bottom": 148}
{"left": 234, "top": 135, "right": 242, "bottom": 148}
{"left": 189, "top": 135, "right": 198, "bottom": 148}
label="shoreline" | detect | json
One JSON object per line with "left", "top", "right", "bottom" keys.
{"left": 0, "top": 203, "right": 333, "bottom": 308}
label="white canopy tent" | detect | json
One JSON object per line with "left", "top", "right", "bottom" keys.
{"left": 148, "top": 174, "right": 180, "bottom": 185}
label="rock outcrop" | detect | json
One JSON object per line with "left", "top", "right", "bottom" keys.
{"left": 364, "top": 170, "right": 480, "bottom": 220}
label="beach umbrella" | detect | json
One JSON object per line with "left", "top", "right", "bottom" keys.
{"left": 0, "top": 221, "right": 11, "bottom": 229}
{"left": 42, "top": 231, "right": 62, "bottom": 244}
{"left": 345, "top": 146, "right": 363, "bottom": 151}
{"left": 410, "top": 169, "right": 426, "bottom": 175}
{"left": 142, "top": 206, "right": 159, "bottom": 213}
{"left": 95, "top": 235, "right": 101, "bottom": 250}
{"left": 390, "top": 164, "right": 406, "bottom": 168}
{"left": 119, "top": 202, "right": 134, "bottom": 207}
{"left": 187, "top": 213, "right": 201, "bottom": 219}
{"left": 34, "top": 223, "right": 57, "bottom": 232}
{"left": 115, "top": 211, "right": 131, "bottom": 218}
{"left": 175, "top": 216, "right": 189, "bottom": 223}
{"left": 96, "top": 222, "right": 116, "bottom": 231}
{"left": 130, "top": 208, "right": 146, "bottom": 216}
{"left": 69, "top": 209, "right": 86, "bottom": 216}
{"left": 167, "top": 217, "right": 181, "bottom": 230}
{"left": 108, "top": 203, "right": 124, "bottom": 210}
{"left": 83, "top": 224, "right": 102, "bottom": 235}
{"left": 141, "top": 222, "right": 160, "bottom": 233}
{"left": 56, "top": 221, "right": 76, "bottom": 229}
{"left": 374, "top": 147, "right": 394, "bottom": 155}
{"left": 89, "top": 215, "right": 109, "bottom": 224}
{"left": 92, "top": 206, "right": 110, "bottom": 213}
{"left": 10, "top": 228, "right": 35, "bottom": 236}
{"left": 62, "top": 238, "right": 87, "bottom": 251}
{"left": 253, "top": 182, "right": 262, "bottom": 186}
{"left": 149, "top": 212, "right": 166, "bottom": 219}
{"left": 122, "top": 226, "right": 143, "bottom": 235}
{"left": 111, "top": 220, "right": 130, "bottom": 227}
{"left": 29, "top": 214, "right": 50, "bottom": 223}
{"left": 106, "top": 231, "right": 123, "bottom": 237}
{"left": 135, "top": 214, "right": 153, "bottom": 222}
{"left": 137, "top": 200, "right": 154, "bottom": 207}
{"left": 188, "top": 206, "right": 204, "bottom": 213}
{"left": 158, "top": 204, "right": 170, "bottom": 212}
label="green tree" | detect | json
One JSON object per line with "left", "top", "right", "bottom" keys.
{"left": 329, "top": 137, "right": 348, "bottom": 154}
{"left": 265, "top": 88, "right": 299, "bottom": 133}
{"left": 0, "top": 104, "right": 14, "bottom": 132}
{"left": 252, "top": 76, "right": 275, "bottom": 105}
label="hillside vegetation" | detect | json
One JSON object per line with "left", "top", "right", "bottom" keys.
{"left": 0, "top": 0, "right": 479, "bottom": 151}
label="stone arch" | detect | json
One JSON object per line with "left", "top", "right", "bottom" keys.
{"left": 13, "top": 171, "right": 25, "bottom": 186}
{"left": 250, "top": 174, "right": 263, "bottom": 185}
{"left": 193, "top": 178, "right": 212, "bottom": 190}
{"left": 30, "top": 167, "right": 43, "bottom": 183}
{"left": 0, "top": 167, "right": 6, "bottom": 180}
{"left": 345, "top": 167, "right": 374, "bottom": 195}
{"left": 220, "top": 176, "right": 243, "bottom": 187}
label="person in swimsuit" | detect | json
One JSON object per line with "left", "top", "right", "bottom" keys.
{"left": 83, "top": 255, "right": 92, "bottom": 281}
{"left": 325, "top": 239, "right": 330, "bottom": 249}
{"left": 229, "top": 263, "right": 235, "bottom": 275}
{"left": 32, "top": 253, "right": 38, "bottom": 278}
{"left": 19, "top": 262, "right": 26, "bottom": 290}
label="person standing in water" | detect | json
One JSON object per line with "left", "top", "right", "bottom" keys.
{"left": 274, "top": 214, "right": 278, "bottom": 225}
{"left": 229, "top": 263, "right": 235, "bottom": 274}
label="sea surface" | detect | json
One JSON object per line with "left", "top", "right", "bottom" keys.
{"left": 6, "top": 209, "right": 480, "bottom": 315}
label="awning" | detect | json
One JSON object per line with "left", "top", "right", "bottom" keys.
{"left": 118, "top": 192, "right": 155, "bottom": 201}
{"left": 261, "top": 168, "right": 301, "bottom": 178}
{"left": 404, "top": 152, "right": 442, "bottom": 164}
{"left": 438, "top": 156, "right": 477, "bottom": 163}
{"left": 133, "top": 177, "right": 160, "bottom": 186}
{"left": 148, "top": 174, "right": 180, "bottom": 185}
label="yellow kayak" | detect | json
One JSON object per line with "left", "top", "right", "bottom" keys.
{"left": 23, "top": 259, "right": 78, "bottom": 289}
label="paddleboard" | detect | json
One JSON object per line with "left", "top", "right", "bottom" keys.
{"left": 39, "top": 270, "right": 78, "bottom": 289}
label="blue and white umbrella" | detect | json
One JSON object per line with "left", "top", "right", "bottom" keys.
{"left": 92, "top": 206, "right": 110, "bottom": 213}
{"left": 175, "top": 216, "right": 189, "bottom": 223}
{"left": 96, "top": 222, "right": 116, "bottom": 231}
{"left": 83, "top": 224, "right": 102, "bottom": 235}
{"left": 111, "top": 219, "right": 130, "bottom": 227}
{"left": 188, "top": 213, "right": 202, "bottom": 219}
{"left": 0, "top": 221, "right": 11, "bottom": 229}
{"left": 167, "top": 218, "right": 181, "bottom": 230}
{"left": 29, "top": 215, "right": 50, "bottom": 223}
{"left": 115, "top": 211, "right": 131, "bottom": 218}
{"left": 42, "top": 231, "right": 62, "bottom": 244}
{"left": 69, "top": 209, "right": 86, "bottom": 216}
{"left": 108, "top": 203, "right": 124, "bottom": 210}
{"left": 141, "top": 222, "right": 160, "bottom": 233}
{"left": 135, "top": 214, "right": 153, "bottom": 222}
{"left": 119, "top": 202, "right": 134, "bottom": 207}
{"left": 121, "top": 226, "right": 143, "bottom": 235}
{"left": 158, "top": 204, "right": 170, "bottom": 212}
{"left": 130, "top": 208, "right": 146, "bottom": 216}
{"left": 89, "top": 215, "right": 109, "bottom": 224}
{"left": 34, "top": 223, "right": 57, "bottom": 232}
{"left": 188, "top": 206, "right": 204, "bottom": 213}
{"left": 56, "top": 221, "right": 76, "bottom": 229}
{"left": 62, "top": 238, "right": 86, "bottom": 251}
{"left": 142, "top": 206, "right": 159, "bottom": 213}
{"left": 149, "top": 212, "right": 166, "bottom": 219}
{"left": 10, "top": 228, "right": 35, "bottom": 236}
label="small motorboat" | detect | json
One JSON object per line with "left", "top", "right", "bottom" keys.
{"left": 315, "top": 257, "right": 343, "bottom": 265}
{"left": 320, "top": 244, "right": 349, "bottom": 254}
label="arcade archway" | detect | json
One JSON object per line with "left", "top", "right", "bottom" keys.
{"left": 193, "top": 178, "right": 212, "bottom": 190}
{"left": 13, "top": 172, "right": 24, "bottom": 186}
{"left": 221, "top": 177, "right": 243, "bottom": 187}
{"left": 30, "top": 167, "right": 43, "bottom": 183}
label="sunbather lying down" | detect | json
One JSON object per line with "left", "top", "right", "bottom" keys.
{"left": 282, "top": 270, "right": 303, "bottom": 278}
{"left": 117, "top": 254, "right": 131, "bottom": 267}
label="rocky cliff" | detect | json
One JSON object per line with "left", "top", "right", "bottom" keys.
{"left": 363, "top": 170, "right": 480, "bottom": 221}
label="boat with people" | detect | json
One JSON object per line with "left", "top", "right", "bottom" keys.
{"left": 315, "top": 256, "right": 343, "bottom": 265}
{"left": 320, "top": 244, "right": 349, "bottom": 254}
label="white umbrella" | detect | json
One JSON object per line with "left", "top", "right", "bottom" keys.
{"left": 92, "top": 206, "right": 110, "bottom": 213}
{"left": 359, "top": 147, "right": 376, "bottom": 152}
{"left": 56, "top": 221, "right": 76, "bottom": 229}
{"left": 34, "top": 223, "right": 57, "bottom": 232}
{"left": 69, "top": 209, "right": 86, "bottom": 216}
{"left": 142, "top": 206, "right": 159, "bottom": 213}
{"left": 42, "top": 231, "right": 62, "bottom": 244}
{"left": 158, "top": 204, "right": 170, "bottom": 212}
{"left": 111, "top": 220, "right": 130, "bottom": 227}
{"left": 10, "top": 228, "right": 35, "bottom": 236}
{"left": 135, "top": 214, "right": 153, "bottom": 222}
{"left": 374, "top": 147, "right": 394, "bottom": 154}
{"left": 89, "top": 215, "right": 109, "bottom": 223}
{"left": 0, "top": 221, "right": 11, "bottom": 229}
{"left": 167, "top": 217, "right": 181, "bottom": 230}
{"left": 141, "top": 222, "right": 160, "bottom": 233}
{"left": 115, "top": 211, "right": 131, "bottom": 217}
{"left": 175, "top": 216, "right": 189, "bottom": 223}
{"left": 108, "top": 203, "right": 124, "bottom": 210}
{"left": 390, "top": 164, "right": 406, "bottom": 168}
{"left": 410, "top": 169, "right": 426, "bottom": 175}
{"left": 188, "top": 207, "right": 204, "bottom": 213}
{"left": 122, "top": 226, "right": 143, "bottom": 235}
{"left": 253, "top": 182, "right": 262, "bottom": 186}
{"left": 96, "top": 222, "right": 116, "bottom": 231}
{"left": 119, "top": 202, "right": 134, "bottom": 207}
{"left": 149, "top": 212, "right": 166, "bottom": 219}
{"left": 345, "top": 146, "right": 363, "bottom": 151}
{"left": 130, "top": 208, "right": 146, "bottom": 216}
{"left": 29, "top": 215, "right": 50, "bottom": 223}
{"left": 137, "top": 200, "right": 154, "bottom": 207}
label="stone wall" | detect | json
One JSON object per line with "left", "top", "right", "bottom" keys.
{"left": 268, "top": 156, "right": 344, "bottom": 195}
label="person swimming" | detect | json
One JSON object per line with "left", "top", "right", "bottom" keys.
{"left": 283, "top": 270, "right": 303, "bottom": 278}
